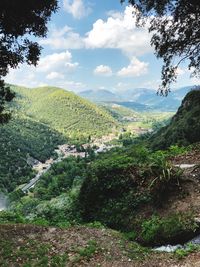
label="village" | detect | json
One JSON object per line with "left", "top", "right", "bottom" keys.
{"left": 21, "top": 123, "right": 152, "bottom": 193}
{"left": 21, "top": 137, "right": 116, "bottom": 193}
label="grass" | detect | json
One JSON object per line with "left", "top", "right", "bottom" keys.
{"left": 0, "top": 238, "right": 69, "bottom": 267}
{"left": 174, "top": 243, "right": 200, "bottom": 260}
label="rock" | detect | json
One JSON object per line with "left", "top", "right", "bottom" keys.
{"left": 153, "top": 244, "right": 182, "bottom": 252}
{"left": 174, "top": 164, "right": 196, "bottom": 169}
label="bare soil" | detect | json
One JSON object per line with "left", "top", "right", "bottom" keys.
{"left": 0, "top": 224, "right": 200, "bottom": 267}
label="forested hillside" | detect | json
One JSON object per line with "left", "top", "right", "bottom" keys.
{"left": 0, "top": 115, "right": 66, "bottom": 192}
{"left": 150, "top": 89, "right": 200, "bottom": 150}
{"left": 10, "top": 85, "right": 117, "bottom": 138}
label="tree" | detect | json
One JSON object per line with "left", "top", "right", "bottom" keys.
{"left": 121, "top": 0, "right": 200, "bottom": 95}
{"left": 0, "top": 0, "right": 58, "bottom": 123}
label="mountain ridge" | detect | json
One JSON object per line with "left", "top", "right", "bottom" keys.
{"left": 78, "top": 86, "right": 195, "bottom": 111}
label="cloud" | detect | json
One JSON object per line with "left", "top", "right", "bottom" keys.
{"left": 85, "top": 6, "right": 152, "bottom": 57}
{"left": 94, "top": 65, "right": 113, "bottom": 76}
{"left": 117, "top": 57, "right": 149, "bottom": 77}
{"left": 63, "top": 0, "right": 92, "bottom": 19}
{"left": 46, "top": 72, "right": 65, "bottom": 80}
{"left": 176, "top": 67, "right": 186, "bottom": 76}
{"left": 61, "top": 80, "right": 86, "bottom": 91}
{"left": 40, "top": 26, "right": 84, "bottom": 50}
{"left": 5, "top": 51, "right": 85, "bottom": 92}
{"left": 42, "top": 6, "right": 151, "bottom": 58}
{"left": 37, "top": 51, "right": 79, "bottom": 73}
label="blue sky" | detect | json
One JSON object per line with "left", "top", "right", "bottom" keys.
{"left": 6, "top": 0, "right": 200, "bottom": 92}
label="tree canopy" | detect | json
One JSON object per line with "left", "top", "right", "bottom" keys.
{"left": 121, "top": 0, "right": 200, "bottom": 95}
{"left": 0, "top": 0, "right": 58, "bottom": 123}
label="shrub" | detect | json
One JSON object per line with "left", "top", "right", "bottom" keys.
{"left": 140, "top": 213, "right": 199, "bottom": 246}
{"left": 0, "top": 210, "right": 25, "bottom": 224}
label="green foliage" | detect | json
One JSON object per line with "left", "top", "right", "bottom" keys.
{"left": 0, "top": 211, "right": 25, "bottom": 224}
{"left": 77, "top": 240, "right": 98, "bottom": 260}
{"left": 123, "top": 231, "right": 137, "bottom": 241}
{"left": 0, "top": 81, "right": 15, "bottom": 123}
{"left": 30, "top": 218, "right": 50, "bottom": 227}
{"left": 0, "top": 238, "right": 68, "bottom": 267}
{"left": 125, "top": 242, "right": 151, "bottom": 261}
{"left": 34, "top": 156, "right": 86, "bottom": 200}
{"left": 140, "top": 213, "right": 198, "bottom": 246}
{"left": 9, "top": 157, "right": 87, "bottom": 226}
{"left": 0, "top": 114, "right": 65, "bottom": 192}
{"left": 102, "top": 103, "right": 140, "bottom": 122}
{"left": 78, "top": 145, "right": 181, "bottom": 231}
{"left": 174, "top": 243, "right": 200, "bottom": 260}
{"left": 119, "top": 132, "right": 136, "bottom": 146}
{"left": 85, "top": 221, "right": 105, "bottom": 229}
{"left": 147, "top": 150, "right": 182, "bottom": 201}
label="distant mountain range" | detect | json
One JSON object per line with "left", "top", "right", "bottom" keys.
{"left": 79, "top": 86, "right": 195, "bottom": 111}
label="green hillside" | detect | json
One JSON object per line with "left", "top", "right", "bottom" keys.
{"left": 0, "top": 115, "right": 66, "bottom": 192}
{"left": 101, "top": 103, "right": 140, "bottom": 122}
{"left": 150, "top": 89, "right": 200, "bottom": 150}
{"left": 10, "top": 85, "right": 117, "bottom": 138}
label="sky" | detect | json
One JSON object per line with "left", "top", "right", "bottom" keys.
{"left": 5, "top": 0, "right": 200, "bottom": 93}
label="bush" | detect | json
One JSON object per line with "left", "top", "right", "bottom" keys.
{"left": 0, "top": 211, "right": 25, "bottom": 224}
{"left": 140, "top": 213, "right": 199, "bottom": 246}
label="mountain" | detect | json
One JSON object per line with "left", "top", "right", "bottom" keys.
{"left": 127, "top": 86, "right": 194, "bottom": 111}
{"left": 79, "top": 86, "right": 195, "bottom": 111}
{"left": 111, "top": 101, "right": 150, "bottom": 112}
{"left": 11, "top": 85, "right": 117, "bottom": 138}
{"left": 150, "top": 89, "right": 200, "bottom": 150}
{"left": 78, "top": 89, "right": 120, "bottom": 102}
{"left": 101, "top": 103, "right": 140, "bottom": 121}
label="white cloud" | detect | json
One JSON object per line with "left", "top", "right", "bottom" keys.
{"left": 61, "top": 80, "right": 86, "bottom": 91}
{"left": 85, "top": 6, "right": 152, "bottom": 57}
{"left": 46, "top": 72, "right": 65, "bottom": 80}
{"left": 63, "top": 0, "right": 92, "bottom": 19}
{"left": 189, "top": 77, "right": 200, "bottom": 85}
{"left": 41, "top": 6, "right": 151, "bottom": 58}
{"left": 40, "top": 26, "right": 84, "bottom": 50}
{"left": 176, "top": 67, "right": 186, "bottom": 76}
{"left": 5, "top": 51, "right": 85, "bottom": 92}
{"left": 117, "top": 57, "right": 149, "bottom": 77}
{"left": 37, "top": 51, "right": 78, "bottom": 73}
{"left": 141, "top": 80, "right": 160, "bottom": 89}
{"left": 94, "top": 65, "right": 113, "bottom": 76}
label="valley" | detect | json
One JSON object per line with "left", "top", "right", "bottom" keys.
{"left": 0, "top": 84, "right": 173, "bottom": 193}
{"left": 1, "top": 85, "right": 200, "bottom": 267}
